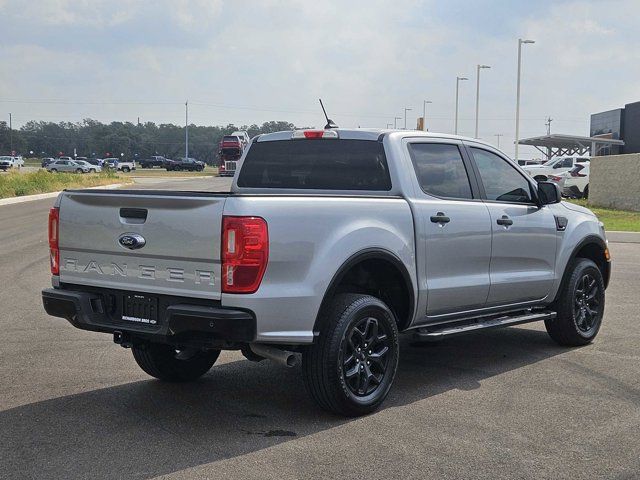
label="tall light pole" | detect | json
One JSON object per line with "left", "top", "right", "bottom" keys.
{"left": 455, "top": 76, "right": 468, "bottom": 135}
{"left": 9, "top": 113, "right": 12, "bottom": 153}
{"left": 475, "top": 64, "right": 491, "bottom": 138}
{"left": 494, "top": 133, "right": 503, "bottom": 149}
{"left": 515, "top": 38, "right": 535, "bottom": 161}
{"left": 404, "top": 107, "right": 412, "bottom": 130}
{"left": 422, "top": 100, "right": 432, "bottom": 131}
{"left": 185, "top": 100, "right": 189, "bottom": 160}
{"left": 394, "top": 116, "right": 402, "bottom": 129}
{"left": 386, "top": 123, "right": 393, "bottom": 128}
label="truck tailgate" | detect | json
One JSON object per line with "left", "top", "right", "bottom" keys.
{"left": 57, "top": 191, "right": 227, "bottom": 300}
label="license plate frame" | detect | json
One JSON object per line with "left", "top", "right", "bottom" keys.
{"left": 122, "top": 294, "right": 159, "bottom": 326}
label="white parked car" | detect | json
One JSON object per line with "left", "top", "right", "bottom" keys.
{"left": 522, "top": 156, "right": 590, "bottom": 181}
{"left": 554, "top": 164, "right": 590, "bottom": 199}
{"left": 0, "top": 155, "right": 24, "bottom": 171}
{"left": 73, "top": 160, "right": 102, "bottom": 173}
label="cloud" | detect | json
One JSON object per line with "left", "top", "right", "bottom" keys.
{"left": 1, "top": 0, "right": 639, "bottom": 158}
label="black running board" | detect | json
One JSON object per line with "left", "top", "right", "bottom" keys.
{"left": 414, "top": 311, "right": 556, "bottom": 339}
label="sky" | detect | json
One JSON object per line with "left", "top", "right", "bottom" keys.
{"left": 1, "top": 0, "right": 640, "bottom": 159}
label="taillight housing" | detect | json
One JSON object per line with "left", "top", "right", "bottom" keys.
{"left": 221, "top": 216, "right": 268, "bottom": 293}
{"left": 48, "top": 207, "right": 60, "bottom": 275}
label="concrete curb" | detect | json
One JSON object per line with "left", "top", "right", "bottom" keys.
{"left": 607, "top": 231, "right": 640, "bottom": 244}
{"left": 0, "top": 183, "right": 128, "bottom": 207}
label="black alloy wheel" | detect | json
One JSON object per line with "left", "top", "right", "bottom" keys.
{"left": 342, "top": 316, "right": 392, "bottom": 397}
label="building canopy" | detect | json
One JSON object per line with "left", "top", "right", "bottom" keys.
{"left": 518, "top": 134, "right": 624, "bottom": 159}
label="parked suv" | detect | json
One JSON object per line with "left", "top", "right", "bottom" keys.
{"left": 42, "top": 129, "right": 610, "bottom": 416}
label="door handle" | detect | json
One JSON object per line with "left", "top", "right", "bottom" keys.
{"left": 496, "top": 215, "right": 513, "bottom": 226}
{"left": 430, "top": 212, "right": 450, "bottom": 224}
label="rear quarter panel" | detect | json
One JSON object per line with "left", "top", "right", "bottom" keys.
{"left": 222, "top": 195, "right": 416, "bottom": 343}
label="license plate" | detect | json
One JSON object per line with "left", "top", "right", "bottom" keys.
{"left": 122, "top": 294, "right": 159, "bottom": 326}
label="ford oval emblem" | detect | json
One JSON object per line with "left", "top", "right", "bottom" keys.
{"left": 118, "top": 233, "right": 146, "bottom": 250}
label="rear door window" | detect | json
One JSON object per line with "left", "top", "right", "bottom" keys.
{"left": 407, "top": 143, "right": 473, "bottom": 199}
{"left": 237, "top": 139, "right": 391, "bottom": 190}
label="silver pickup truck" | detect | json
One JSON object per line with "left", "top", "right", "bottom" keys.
{"left": 42, "top": 128, "right": 611, "bottom": 416}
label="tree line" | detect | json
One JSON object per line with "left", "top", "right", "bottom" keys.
{"left": 0, "top": 119, "right": 297, "bottom": 164}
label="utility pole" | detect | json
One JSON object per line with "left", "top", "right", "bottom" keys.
{"left": 185, "top": 100, "right": 189, "bottom": 160}
{"left": 515, "top": 38, "right": 535, "bottom": 161}
{"left": 545, "top": 116, "right": 553, "bottom": 135}
{"left": 422, "top": 100, "right": 432, "bottom": 131}
{"left": 475, "top": 64, "right": 491, "bottom": 138}
{"left": 386, "top": 123, "right": 393, "bottom": 128}
{"left": 455, "top": 76, "right": 468, "bottom": 135}
{"left": 9, "top": 113, "right": 13, "bottom": 153}
{"left": 394, "top": 116, "right": 402, "bottom": 129}
{"left": 494, "top": 133, "right": 503, "bottom": 149}
{"left": 404, "top": 107, "right": 412, "bottom": 130}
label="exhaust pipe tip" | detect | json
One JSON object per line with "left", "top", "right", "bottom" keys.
{"left": 249, "top": 344, "right": 299, "bottom": 368}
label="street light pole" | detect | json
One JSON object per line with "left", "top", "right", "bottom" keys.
{"left": 475, "top": 64, "right": 491, "bottom": 138}
{"left": 9, "top": 113, "right": 12, "bottom": 153}
{"left": 394, "top": 116, "right": 402, "bottom": 129}
{"left": 515, "top": 38, "right": 535, "bottom": 161}
{"left": 185, "top": 100, "right": 189, "bottom": 160}
{"left": 494, "top": 133, "right": 503, "bottom": 149}
{"left": 422, "top": 100, "right": 432, "bottom": 131}
{"left": 455, "top": 76, "right": 468, "bottom": 135}
{"left": 404, "top": 108, "right": 412, "bottom": 130}
{"left": 386, "top": 123, "right": 393, "bottom": 128}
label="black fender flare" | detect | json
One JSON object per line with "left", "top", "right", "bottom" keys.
{"left": 313, "top": 248, "right": 416, "bottom": 335}
{"left": 554, "top": 235, "right": 610, "bottom": 303}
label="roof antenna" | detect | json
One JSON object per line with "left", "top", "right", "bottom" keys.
{"left": 319, "top": 98, "right": 338, "bottom": 129}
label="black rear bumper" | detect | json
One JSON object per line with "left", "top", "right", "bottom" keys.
{"left": 42, "top": 287, "right": 255, "bottom": 346}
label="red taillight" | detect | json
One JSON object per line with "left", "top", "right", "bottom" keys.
{"left": 549, "top": 175, "right": 562, "bottom": 182}
{"left": 221, "top": 216, "right": 268, "bottom": 293}
{"left": 48, "top": 207, "right": 60, "bottom": 275}
{"left": 571, "top": 172, "right": 587, "bottom": 177}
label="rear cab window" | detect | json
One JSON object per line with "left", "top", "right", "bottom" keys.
{"left": 237, "top": 139, "right": 391, "bottom": 191}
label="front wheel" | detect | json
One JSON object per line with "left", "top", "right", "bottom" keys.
{"left": 303, "top": 294, "right": 400, "bottom": 416}
{"left": 122, "top": 166, "right": 130, "bottom": 172}
{"left": 132, "top": 343, "right": 220, "bottom": 382}
{"left": 76, "top": 168, "right": 83, "bottom": 173}
{"left": 545, "top": 258, "right": 605, "bottom": 346}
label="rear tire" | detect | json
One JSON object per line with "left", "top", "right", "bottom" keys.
{"left": 75, "top": 168, "right": 83, "bottom": 173}
{"left": 302, "top": 294, "right": 400, "bottom": 416}
{"left": 122, "top": 166, "right": 130, "bottom": 172}
{"left": 50, "top": 168, "right": 57, "bottom": 173}
{"left": 132, "top": 343, "right": 220, "bottom": 382}
{"left": 583, "top": 185, "right": 589, "bottom": 199}
{"left": 545, "top": 258, "right": 605, "bottom": 346}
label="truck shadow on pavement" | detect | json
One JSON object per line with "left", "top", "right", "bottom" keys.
{"left": 2, "top": 327, "right": 566, "bottom": 479}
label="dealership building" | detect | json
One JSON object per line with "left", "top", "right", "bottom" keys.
{"left": 518, "top": 101, "right": 640, "bottom": 160}
{"left": 590, "top": 101, "right": 640, "bottom": 156}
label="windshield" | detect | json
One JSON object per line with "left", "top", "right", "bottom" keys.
{"left": 237, "top": 139, "right": 391, "bottom": 191}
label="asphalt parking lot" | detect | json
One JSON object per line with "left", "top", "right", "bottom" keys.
{"left": 1, "top": 177, "right": 639, "bottom": 479}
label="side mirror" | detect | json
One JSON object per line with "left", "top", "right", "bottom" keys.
{"left": 537, "top": 181, "right": 561, "bottom": 205}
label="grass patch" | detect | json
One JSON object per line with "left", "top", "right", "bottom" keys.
{"left": 567, "top": 199, "right": 640, "bottom": 232}
{"left": 129, "top": 166, "right": 218, "bottom": 177}
{"left": 0, "top": 170, "right": 129, "bottom": 199}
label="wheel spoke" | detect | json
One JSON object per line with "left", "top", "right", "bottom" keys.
{"left": 365, "top": 318, "right": 378, "bottom": 346}
{"left": 345, "top": 364, "right": 359, "bottom": 379}
{"left": 343, "top": 354, "right": 355, "bottom": 367}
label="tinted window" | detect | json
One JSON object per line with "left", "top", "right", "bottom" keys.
{"left": 408, "top": 143, "right": 472, "bottom": 199}
{"left": 237, "top": 139, "right": 391, "bottom": 190}
{"left": 471, "top": 148, "right": 533, "bottom": 204}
